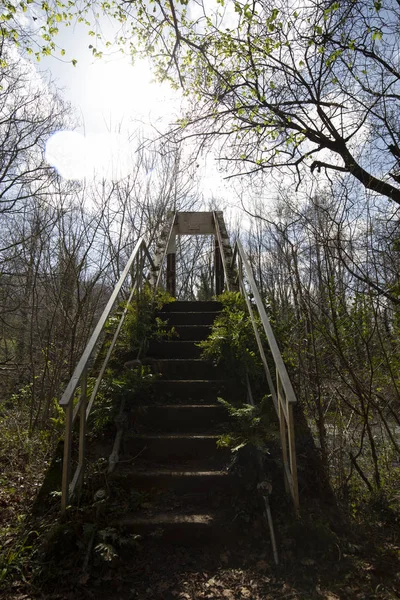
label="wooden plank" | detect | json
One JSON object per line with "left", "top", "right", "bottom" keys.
{"left": 86, "top": 282, "right": 138, "bottom": 420}
{"left": 236, "top": 241, "right": 297, "bottom": 404}
{"left": 155, "top": 213, "right": 177, "bottom": 289}
{"left": 78, "top": 369, "right": 88, "bottom": 492}
{"left": 213, "top": 212, "right": 231, "bottom": 292}
{"left": 277, "top": 371, "right": 290, "bottom": 495}
{"left": 288, "top": 403, "right": 300, "bottom": 511}
{"left": 61, "top": 402, "right": 73, "bottom": 514}
{"left": 241, "top": 280, "right": 278, "bottom": 413}
{"left": 59, "top": 236, "right": 146, "bottom": 408}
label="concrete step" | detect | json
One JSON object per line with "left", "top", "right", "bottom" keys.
{"left": 158, "top": 311, "right": 220, "bottom": 327}
{"left": 161, "top": 301, "right": 222, "bottom": 313}
{"left": 115, "top": 506, "right": 248, "bottom": 545}
{"left": 122, "top": 433, "right": 229, "bottom": 461}
{"left": 151, "top": 379, "right": 237, "bottom": 402}
{"left": 171, "top": 324, "right": 212, "bottom": 341}
{"left": 112, "top": 464, "right": 235, "bottom": 493}
{"left": 132, "top": 404, "right": 227, "bottom": 433}
{"left": 151, "top": 359, "right": 223, "bottom": 380}
{"left": 147, "top": 340, "right": 202, "bottom": 359}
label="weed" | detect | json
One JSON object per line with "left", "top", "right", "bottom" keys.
{"left": 198, "top": 291, "right": 268, "bottom": 395}
{"left": 217, "top": 396, "right": 274, "bottom": 453}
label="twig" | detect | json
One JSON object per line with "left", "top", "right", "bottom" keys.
{"left": 116, "top": 446, "right": 147, "bottom": 464}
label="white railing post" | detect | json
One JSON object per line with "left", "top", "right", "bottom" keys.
{"left": 288, "top": 402, "right": 299, "bottom": 511}
{"left": 59, "top": 236, "right": 153, "bottom": 512}
{"left": 78, "top": 368, "right": 88, "bottom": 492}
{"left": 61, "top": 400, "right": 73, "bottom": 514}
{"left": 230, "top": 240, "right": 300, "bottom": 511}
{"left": 277, "top": 370, "right": 290, "bottom": 495}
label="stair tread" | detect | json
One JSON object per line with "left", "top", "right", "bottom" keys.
{"left": 118, "top": 467, "right": 229, "bottom": 476}
{"left": 135, "top": 404, "right": 222, "bottom": 408}
{"left": 130, "top": 433, "right": 220, "bottom": 440}
{"left": 160, "top": 301, "right": 222, "bottom": 313}
{"left": 149, "top": 359, "right": 208, "bottom": 362}
{"left": 119, "top": 512, "right": 216, "bottom": 525}
{"left": 159, "top": 311, "right": 220, "bottom": 315}
{"left": 114, "top": 456, "right": 230, "bottom": 472}
{"left": 153, "top": 379, "right": 228, "bottom": 383}
{"left": 173, "top": 324, "right": 211, "bottom": 327}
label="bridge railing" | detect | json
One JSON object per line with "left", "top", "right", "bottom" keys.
{"left": 59, "top": 236, "right": 154, "bottom": 513}
{"left": 213, "top": 217, "right": 299, "bottom": 511}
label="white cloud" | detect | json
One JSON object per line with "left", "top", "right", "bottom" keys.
{"left": 45, "top": 130, "right": 134, "bottom": 181}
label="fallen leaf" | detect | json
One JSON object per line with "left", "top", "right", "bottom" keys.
{"left": 220, "top": 552, "right": 230, "bottom": 564}
{"left": 78, "top": 573, "right": 90, "bottom": 586}
{"left": 301, "top": 558, "right": 316, "bottom": 566}
{"left": 157, "top": 581, "right": 171, "bottom": 592}
{"left": 240, "top": 587, "right": 251, "bottom": 598}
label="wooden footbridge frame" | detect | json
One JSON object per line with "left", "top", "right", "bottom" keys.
{"left": 59, "top": 211, "right": 299, "bottom": 514}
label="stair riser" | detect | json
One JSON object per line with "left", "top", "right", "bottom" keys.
{"left": 161, "top": 301, "right": 222, "bottom": 313}
{"left": 156, "top": 361, "right": 223, "bottom": 380}
{"left": 147, "top": 341, "right": 202, "bottom": 359}
{"left": 152, "top": 380, "right": 240, "bottom": 402}
{"left": 123, "top": 437, "right": 229, "bottom": 461}
{"left": 158, "top": 312, "right": 219, "bottom": 326}
{"left": 132, "top": 405, "right": 227, "bottom": 433}
{"left": 117, "top": 521, "right": 240, "bottom": 546}
{"left": 111, "top": 472, "right": 235, "bottom": 494}
{"left": 172, "top": 325, "right": 212, "bottom": 341}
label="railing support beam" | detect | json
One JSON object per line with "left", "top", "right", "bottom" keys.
{"left": 167, "top": 253, "right": 176, "bottom": 297}
{"left": 215, "top": 236, "right": 224, "bottom": 296}
{"left": 77, "top": 368, "right": 88, "bottom": 493}
{"left": 59, "top": 235, "right": 154, "bottom": 513}
{"left": 227, "top": 237, "right": 300, "bottom": 512}
{"left": 61, "top": 401, "right": 73, "bottom": 514}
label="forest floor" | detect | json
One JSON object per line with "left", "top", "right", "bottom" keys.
{"left": 2, "top": 464, "right": 400, "bottom": 600}
{"left": 2, "top": 417, "right": 400, "bottom": 599}
{"left": 2, "top": 515, "right": 400, "bottom": 600}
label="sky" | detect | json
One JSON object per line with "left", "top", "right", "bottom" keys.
{"left": 26, "top": 1, "right": 310, "bottom": 221}
{"left": 39, "top": 18, "right": 181, "bottom": 180}
{"left": 29, "top": 11, "right": 236, "bottom": 204}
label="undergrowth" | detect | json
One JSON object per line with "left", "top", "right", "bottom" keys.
{"left": 0, "top": 285, "right": 174, "bottom": 592}
{"left": 198, "top": 290, "right": 266, "bottom": 388}
{"left": 198, "top": 291, "right": 275, "bottom": 452}
{"left": 217, "top": 396, "right": 276, "bottom": 453}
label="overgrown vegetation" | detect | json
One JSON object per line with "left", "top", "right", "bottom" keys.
{"left": 198, "top": 291, "right": 264, "bottom": 386}
{"left": 111, "top": 285, "right": 176, "bottom": 363}
{"left": 199, "top": 291, "right": 276, "bottom": 458}
{"left": 216, "top": 397, "right": 274, "bottom": 454}
{"left": 0, "top": 285, "right": 173, "bottom": 590}
{"left": 246, "top": 193, "right": 400, "bottom": 525}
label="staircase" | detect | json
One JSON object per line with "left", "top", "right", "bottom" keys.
{"left": 58, "top": 210, "right": 298, "bottom": 525}
{"left": 111, "top": 300, "right": 256, "bottom": 544}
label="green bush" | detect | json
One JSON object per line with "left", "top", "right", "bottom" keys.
{"left": 198, "top": 290, "right": 264, "bottom": 385}
{"left": 217, "top": 396, "right": 274, "bottom": 453}
{"left": 111, "top": 285, "right": 175, "bottom": 361}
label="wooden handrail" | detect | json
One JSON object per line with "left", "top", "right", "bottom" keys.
{"left": 235, "top": 241, "right": 297, "bottom": 405}
{"left": 215, "top": 234, "right": 299, "bottom": 511}
{"left": 213, "top": 212, "right": 231, "bottom": 292}
{"left": 59, "top": 236, "right": 152, "bottom": 512}
{"left": 60, "top": 236, "right": 146, "bottom": 409}
{"left": 155, "top": 212, "right": 177, "bottom": 290}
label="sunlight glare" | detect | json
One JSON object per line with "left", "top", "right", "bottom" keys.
{"left": 85, "top": 57, "right": 180, "bottom": 124}
{"left": 45, "top": 57, "right": 181, "bottom": 180}
{"left": 45, "top": 130, "right": 133, "bottom": 181}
